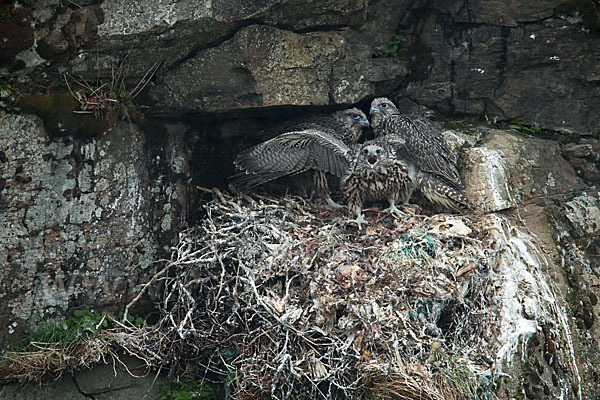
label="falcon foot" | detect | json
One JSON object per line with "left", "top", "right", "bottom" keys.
{"left": 347, "top": 213, "right": 368, "bottom": 230}
{"left": 383, "top": 202, "right": 405, "bottom": 217}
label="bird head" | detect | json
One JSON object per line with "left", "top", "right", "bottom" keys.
{"left": 369, "top": 97, "right": 398, "bottom": 116}
{"left": 339, "top": 108, "right": 370, "bottom": 128}
{"left": 369, "top": 98, "right": 399, "bottom": 133}
{"left": 361, "top": 144, "right": 384, "bottom": 167}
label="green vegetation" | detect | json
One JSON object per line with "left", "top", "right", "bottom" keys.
{"left": 565, "top": 286, "right": 578, "bottom": 316}
{"left": 509, "top": 118, "right": 543, "bottom": 135}
{"left": 4, "top": 309, "right": 144, "bottom": 352}
{"left": 374, "top": 32, "right": 407, "bottom": 58}
{"left": 383, "top": 33, "right": 407, "bottom": 57}
{"left": 441, "top": 362, "right": 479, "bottom": 400}
{"left": 0, "top": 77, "right": 12, "bottom": 98}
{"left": 159, "top": 375, "right": 216, "bottom": 400}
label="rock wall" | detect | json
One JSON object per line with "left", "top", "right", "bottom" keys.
{"left": 452, "top": 127, "right": 599, "bottom": 398}
{"left": 0, "top": 355, "right": 161, "bottom": 400}
{"left": 3, "top": 1, "right": 600, "bottom": 130}
{"left": 1, "top": 0, "right": 600, "bottom": 399}
{"left": 0, "top": 112, "right": 194, "bottom": 345}
{"left": 400, "top": 0, "right": 600, "bottom": 134}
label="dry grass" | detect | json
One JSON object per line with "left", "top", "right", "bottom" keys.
{"left": 0, "top": 316, "right": 160, "bottom": 383}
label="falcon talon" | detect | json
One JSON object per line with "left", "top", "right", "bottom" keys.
{"left": 383, "top": 203, "right": 405, "bottom": 217}
{"left": 347, "top": 214, "right": 368, "bottom": 230}
{"left": 326, "top": 197, "right": 347, "bottom": 209}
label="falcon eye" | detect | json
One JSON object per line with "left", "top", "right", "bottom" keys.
{"left": 362, "top": 149, "right": 369, "bottom": 155}
{"left": 351, "top": 113, "right": 360, "bottom": 119}
{"left": 376, "top": 149, "right": 382, "bottom": 154}
{"left": 380, "top": 103, "right": 388, "bottom": 108}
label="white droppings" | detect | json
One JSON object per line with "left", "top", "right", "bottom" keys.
{"left": 474, "top": 147, "right": 514, "bottom": 211}
{"left": 491, "top": 217, "right": 582, "bottom": 400}
{"left": 547, "top": 172, "right": 556, "bottom": 188}
{"left": 529, "top": 34, "right": 537, "bottom": 39}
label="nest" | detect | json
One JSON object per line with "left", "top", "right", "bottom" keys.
{"left": 1, "top": 189, "right": 501, "bottom": 398}
{"left": 144, "top": 189, "right": 499, "bottom": 399}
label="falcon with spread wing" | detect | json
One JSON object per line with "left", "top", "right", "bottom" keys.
{"left": 369, "top": 97, "right": 470, "bottom": 212}
{"left": 231, "top": 108, "right": 369, "bottom": 208}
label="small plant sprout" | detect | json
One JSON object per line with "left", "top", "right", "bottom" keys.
{"left": 64, "top": 57, "right": 160, "bottom": 122}
{"left": 374, "top": 32, "right": 407, "bottom": 58}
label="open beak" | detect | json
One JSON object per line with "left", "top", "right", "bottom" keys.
{"left": 367, "top": 151, "right": 378, "bottom": 165}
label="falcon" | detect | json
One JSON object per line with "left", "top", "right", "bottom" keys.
{"left": 342, "top": 136, "right": 410, "bottom": 229}
{"left": 231, "top": 108, "right": 370, "bottom": 208}
{"left": 369, "top": 97, "right": 470, "bottom": 212}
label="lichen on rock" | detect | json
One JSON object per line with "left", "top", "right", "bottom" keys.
{"left": 0, "top": 112, "right": 187, "bottom": 346}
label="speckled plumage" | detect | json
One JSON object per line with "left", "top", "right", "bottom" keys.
{"left": 231, "top": 108, "right": 369, "bottom": 207}
{"left": 370, "top": 97, "right": 470, "bottom": 212}
{"left": 342, "top": 136, "right": 410, "bottom": 227}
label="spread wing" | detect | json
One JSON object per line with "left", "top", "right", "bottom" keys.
{"left": 384, "top": 115, "right": 462, "bottom": 188}
{"left": 232, "top": 129, "right": 353, "bottom": 189}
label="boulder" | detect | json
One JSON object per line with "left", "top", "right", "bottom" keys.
{"left": 151, "top": 25, "right": 405, "bottom": 112}
{"left": 461, "top": 129, "right": 584, "bottom": 212}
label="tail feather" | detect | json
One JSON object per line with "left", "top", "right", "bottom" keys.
{"left": 420, "top": 174, "right": 471, "bottom": 212}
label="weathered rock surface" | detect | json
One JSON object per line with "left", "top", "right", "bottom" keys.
{"left": 402, "top": 0, "right": 600, "bottom": 133}
{"left": 0, "top": 113, "right": 191, "bottom": 345}
{"left": 0, "top": 377, "right": 86, "bottom": 400}
{"left": 3, "top": 0, "right": 600, "bottom": 132}
{"left": 0, "top": 355, "right": 162, "bottom": 400}
{"left": 0, "top": 0, "right": 600, "bottom": 398}
{"left": 152, "top": 25, "right": 404, "bottom": 112}
{"left": 455, "top": 128, "right": 598, "bottom": 398}
{"left": 461, "top": 129, "right": 585, "bottom": 212}
{"left": 564, "top": 194, "right": 600, "bottom": 239}
{"left": 74, "top": 355, "right": 161, "bottom": 400}
{"left": 562, "top": 139, "right": 600, "bottom": 184}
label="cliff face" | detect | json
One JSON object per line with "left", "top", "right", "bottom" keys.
{"left": 1, "top": 0, "right": 600, "bottom": 398}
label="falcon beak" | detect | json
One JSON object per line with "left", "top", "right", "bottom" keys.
{"left": 370, "top": 105, "right": 380, "bottom": 114}
{"left": 360, "top": 119, "right": 370, "bottom": 128}
{"left": 367, "top": 150, "right": 378, "bottom": 165}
